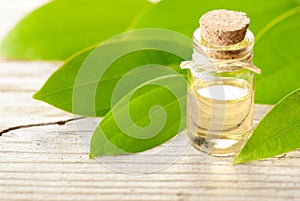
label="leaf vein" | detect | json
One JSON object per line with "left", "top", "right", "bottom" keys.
{"left": 256, "top": 5, "right": 300, "bottom": 43}
{"left": 247, "top": 121, "right": 300, "bottom": 155}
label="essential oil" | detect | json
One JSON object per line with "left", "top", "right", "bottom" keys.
{"left": 182, "top": 10, "right": 261, "bottom": 156}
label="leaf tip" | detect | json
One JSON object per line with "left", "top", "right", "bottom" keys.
{"left": 32, "top": 88, "right": 44, "bottom": 100}
{"left": 232, "top": 153, "right": 253, "bottom": 164}
{"left": 232, "top": 157, "right": 243, "bottom": 164}
{"left": 32, "top": 91, "right": 40, "bottom": 100}
{"left": 32, "top": 92, "right": 38, "bottom": 99}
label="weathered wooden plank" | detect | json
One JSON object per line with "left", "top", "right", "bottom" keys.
{"left": 0, "top": 120, "right": 300, "bottom": 201}
{"left": 2, "top": 88, "right": 297, "bottom": 201}
{"left": 0, "top": 61, "right": 75, "bottom": 129}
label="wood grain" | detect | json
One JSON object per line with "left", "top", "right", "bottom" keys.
{"left": 0, "top": 2, "right": 299, "bottom": 201}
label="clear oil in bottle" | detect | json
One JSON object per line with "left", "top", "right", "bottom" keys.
{"left": 186, "top": 73, "right": 254, "bottom": 156}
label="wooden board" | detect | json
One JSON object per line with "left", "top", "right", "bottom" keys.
{"left": 0, "top": 2, "right": 299, "bottom": 201}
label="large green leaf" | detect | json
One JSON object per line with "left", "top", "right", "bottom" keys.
{"left": 0, "top": 0, "right": 153, "bottom": 60}
{"left": 133, "top": 0, "right": 300, "bottom": 104}
{"left": 255, "top": 6, "right": 300, "bottom": 104}
{"left": 233, "top": 89, "right": 300, "bottom": 164}
{"left": 33, "top": 29, "right": 192, "bottom": 117}
{"left": 33, "top": 49, "right": 185, "bottom": 116}
{"left": 90, "top": 66, "right": 186, "bottom": 158}
{"left": 135, "top": 0, "right": 299, "bottom": 37}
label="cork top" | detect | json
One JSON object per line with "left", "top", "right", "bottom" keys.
{"left": 200, "top": 9, "right": 250, "bottom": 46}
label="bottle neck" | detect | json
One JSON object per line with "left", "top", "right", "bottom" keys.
{"left": 193, "top": 28, "right": 254, "bottom": 60}
{"left": 190, "top": 28, "right": 260, "bottom": 74}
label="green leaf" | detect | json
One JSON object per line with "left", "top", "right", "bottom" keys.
{"left": 33, "top": 49, "right": 185, "bottom": 117}
{"left": 255, "top": 5, "right": 300, "bottom": 104}
{"left": 33, "top": 29, "right": 192, "bottom": 117}
{"left": 233, "top": 89, "right": 300, "bottom": 164}
{"left": 0, "top": 0, "right": 153, "bottom": 60}
{"left": 90, "top": 66, "right": 186, "bottom": 158}
{"left": 133, "top": 0, "right": 300, "bottom": 104}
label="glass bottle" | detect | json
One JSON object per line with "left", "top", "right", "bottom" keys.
{"left": 181, "top": 27, "right": 260, "bottom": 156}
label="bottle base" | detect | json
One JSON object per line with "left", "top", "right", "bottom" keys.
{"left": 187, "top": 131, "right": 251, "bottom": 156}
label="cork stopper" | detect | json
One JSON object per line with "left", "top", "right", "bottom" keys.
{"left": 200, "top": 9, "right": 250, "bottom": 46}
